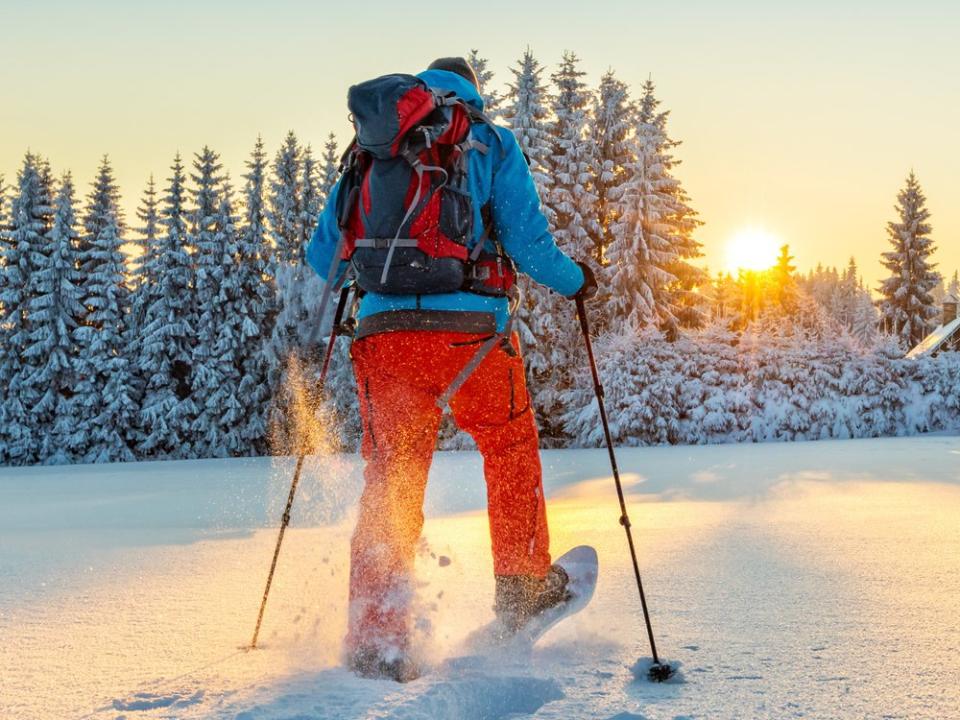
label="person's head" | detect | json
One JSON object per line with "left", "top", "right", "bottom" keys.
{"left": 426, "top": 57, "right": 479, "bottom": 90}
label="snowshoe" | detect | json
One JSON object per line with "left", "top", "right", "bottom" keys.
{"left": 466, "top": 546, "right": 599, "bottom": 651}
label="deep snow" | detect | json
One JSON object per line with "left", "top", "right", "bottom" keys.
{"left": 2, "top": 435, "right": 960, "bottom": 719}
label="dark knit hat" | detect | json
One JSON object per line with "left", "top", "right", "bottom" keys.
{"left": 427, "top": 56, "right": 479, "bottom": 90}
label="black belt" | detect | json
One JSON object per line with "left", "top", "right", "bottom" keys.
{"left": 354, "top": 309, "right": 497, "bottom": 340}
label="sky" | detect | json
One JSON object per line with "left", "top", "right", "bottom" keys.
{"left": 2, "top": 0, "right": 958, "bottom": 289}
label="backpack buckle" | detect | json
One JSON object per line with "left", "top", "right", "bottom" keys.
{"left": 433, "top": 91, "right": 460, "bottom": 107}
{"left": 470, "top": 264, "right": 492, "bottom": 281}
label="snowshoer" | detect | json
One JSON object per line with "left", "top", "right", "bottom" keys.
{"left": 306, "top": 57, "right": 597, "bottom": 682}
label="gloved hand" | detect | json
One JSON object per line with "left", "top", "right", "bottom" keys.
{"left": 569, "top": 261, "right": 598, "bottom": 301}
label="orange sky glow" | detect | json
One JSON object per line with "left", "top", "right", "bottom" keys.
{"left": 2, "top": 1, "right": 957, "bottom": 290}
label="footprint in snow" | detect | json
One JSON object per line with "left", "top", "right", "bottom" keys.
{"left": 112, "top": 690, "right": 205, "bottom": 712}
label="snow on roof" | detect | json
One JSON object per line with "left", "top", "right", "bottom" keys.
{"left": 906, "top": 316, "right": 960, "bottom": 358}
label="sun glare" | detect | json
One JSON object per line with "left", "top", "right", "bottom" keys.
{"left": 724, "top": 226, "right": 782, "bottom": 272}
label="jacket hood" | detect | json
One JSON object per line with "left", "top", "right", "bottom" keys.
{"left": 416, "top": 68, "right": 484, "bottom": 111}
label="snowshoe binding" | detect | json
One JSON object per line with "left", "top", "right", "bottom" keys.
{"left": 494, "top": 563, "right": 572, "bottom": 636}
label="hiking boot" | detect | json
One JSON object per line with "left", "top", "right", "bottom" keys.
{"left": 348, "top": 645, "right": 421, "bottom": 683}
{"left": 494, "top": 563, "right": 571, "bottom": 634}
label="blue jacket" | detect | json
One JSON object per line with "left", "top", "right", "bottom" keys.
{"left": 306, "top": 68, "right": 584, "bottom": 332}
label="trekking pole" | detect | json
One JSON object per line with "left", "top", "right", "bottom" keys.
{"left": 575, "top": 297, "right": 674, "bottom": 682}
{"left": 247, "top": 285, "right": 353, "bottom": 651}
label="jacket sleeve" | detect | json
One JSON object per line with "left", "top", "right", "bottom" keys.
{"left": 306, "top": 180, "right": 347, "bottom": 282}
{"left": 489, "top": 127, "right": 585, "bottom": 297}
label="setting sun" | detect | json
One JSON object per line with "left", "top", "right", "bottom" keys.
{"left": 724, "top": 226, "right": 782, "bottom": 272}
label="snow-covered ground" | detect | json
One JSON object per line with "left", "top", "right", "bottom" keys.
{"left": 2, "top": 436, "right": 960, "bottom": 719}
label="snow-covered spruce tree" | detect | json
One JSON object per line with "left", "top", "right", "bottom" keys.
{"left": 800, "top": 261, "right": 869, "bottom": 333}
{"left": 930, "top": 274, "right": 946, "bottom": 306}
{"left": 198, "top": 177, "right": 259, "bottom": 456}
{"left": 130, "top": 176, "right": 161, "bottom": 336}
{"left": 300, "top": 145, "right": 321, "bottom": 252}
{"left": 0, "top": 173, "right": 7, "bottom": 306}
{"left": 641, "top": 79, "right": 706, "bottom": 331}
{"left": 851, "top": 289, "right": 879, "bottom": 348}
{"left": 268, "top": 131, "right": 303, "bottom": 265}
{"left": 800, "top": 263, "right": 832, "bottom": 310}
{"left": 606, "top": 79, "right": 705, "bottom": 336}
{"left": 74, "top": 157, "right": 136, "bottom": 463}
{"left": 137, "top": 154, "right": 196, "bottom": 458}
{"left": 467, "top": 49, "right": 502, "bottom": 119}
{"left": 126, "top": 175, "right": 163, "bottom": 421}
{"left": 318, "top": 133, "right": 339, "bottom": 205}
{"left": 878, "top": 171, "right": 939, "bottom": 349}
{"left": 833, "top": 257, "right": 860, "bottom": 329}
{"left": 0, "top": 154, "right": 55, "bottom": 465}
{"left": 188, "top": 148, "right": 224, "bottom": 312}
{"left": 592, "top": 69, "right": 633, "bottom": 265}
{"left": 265, "top": 132, "right": 328, "bottom": 453}
{"left": 28, "top": 174, "right": 85, "bottom": 463}
{"left": 710, "top": 271, "right": 743, "bottom": 328}
{"left": 502, "top": 49, "right": 553, "bottom": 212}
{"left": 947, "top": 270, "right": 959, "bottom": 300}
{"left": 773, "top": 244, "right": 798, "bottom": 313}
{"left": 511, "top": 51, "right": 604, "bottom": 442}
{"left": 605, "top": 122, "right": 676, "bottom": 331}
{"left": 0, "top": 174, "right": 7, "bottom": 236}
{"left": 498, "top": 52, "right": 557, "bottom": 431}
{"left": 737, "top": 269, "right": 770, "bottom": 329}
{"left": 237, "top": 137, "right": 277, "bottom": 453}
{"left": 188, "top": 147, "right": 237, "bottom": 457}
{"left": 547, "top": 51, "right": 600, "bottom": 261}
{"left": 503, "top": 50, "right": 562, "bottom": 441}
{"left": 265, "top": 130, "right": 308, "bottom": 372}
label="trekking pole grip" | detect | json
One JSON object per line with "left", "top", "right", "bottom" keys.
{"left": 575, "top": 298, "right": 605, "bottom": 399}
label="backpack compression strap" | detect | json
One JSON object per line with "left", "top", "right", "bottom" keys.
{"left": 378, "top": 154, "right": 450, "bottom": 285}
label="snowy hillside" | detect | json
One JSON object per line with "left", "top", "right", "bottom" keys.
{"left": 2, "top": 436, "right": 960, "bottom": 719}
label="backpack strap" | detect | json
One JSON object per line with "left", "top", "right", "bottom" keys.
{"left": 462, "top": 138, "right": 489, "bottom": 155}
{"left": 465, "top": 106, "right": 506, "bottom": 157}
{"left": 469, "top": 213, "right": 494, "bottom": 262}
{"left": 432, "top": 90, "right": 505, "bottom": 157}
{"left": 306, "top": 234, "right": 352, "bottom": 351}
{"left": 304, "top": 150, "right": 362, "bottom": 350}
{"left": 378, "top": 153, "right": 450, "bottom": 285}
{"left": 435, "top": 284, "right": 522, "bottom": 411}
{"left": 461, "top": 202, "right": 516, "bottom": 297}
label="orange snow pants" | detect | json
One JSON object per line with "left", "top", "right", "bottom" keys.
{"left": 346, "top": 329, "right": 551, "bottom": 655}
